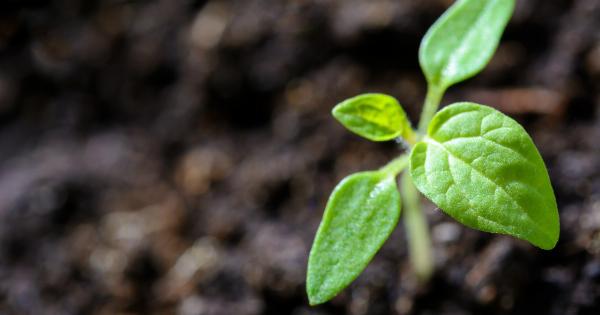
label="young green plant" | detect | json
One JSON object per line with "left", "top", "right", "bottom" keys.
{"left": 306, "top": 0, "right": 560, "bottom": 306}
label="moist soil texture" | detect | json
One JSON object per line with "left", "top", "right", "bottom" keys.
{"left": 0, "top": 0, "right": 599, "bottom": 314}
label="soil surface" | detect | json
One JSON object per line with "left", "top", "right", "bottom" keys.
{"left": 0, "top": 0, "right": 599, "bottom": 314}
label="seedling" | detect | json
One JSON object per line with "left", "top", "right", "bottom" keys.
{"left": 307, "top": 0, "right": 560, "bottom": 306}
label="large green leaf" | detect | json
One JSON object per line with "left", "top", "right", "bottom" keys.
{"left": 419, "top": 0, "right": 515, "bottom": 90}
{"left": 332, "top": 93, "right": 414, "bottom": 142}
{"left": 409, "top": 102, "right": 559, "bottom": 249}
{"left": 307, "top": 171, "right": 401, "bottom": 305}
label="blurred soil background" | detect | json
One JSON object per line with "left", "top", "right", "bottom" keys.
{"left": 0, "top": 0, "right": 599, "bottom": 314}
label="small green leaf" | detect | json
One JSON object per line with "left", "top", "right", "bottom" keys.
{"left": 332, "top": 93, "right": 414, "bottom": 142}
{"left": 419, "top": 0, "right": 515, "bottom": 90}
{"left": 307, "top": 171, "right": 401, "bottom": 305}
{"left": 409, "top": 102, "right": 559, "bottom": 249}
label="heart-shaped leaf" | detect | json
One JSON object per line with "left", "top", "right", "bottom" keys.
{"left": 419, "top": 0, "right": 515, "bottom": 90}
{"left": 409, "top": 102, "right": 559, "bottom": 249}
{"left": 307, "top": 171, "right": 401, "bottom": 305}
{"left": 332, "top": 93, "right": 414, "bottom": 142}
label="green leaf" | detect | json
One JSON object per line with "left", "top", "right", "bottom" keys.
{"left": 332, "top": 93, "right": 414, "bottom": 142}
{"left": 409, "top": 102, "right": 559, "bottom": 249}
{"left": 307, "top": 171, "right": 401, "bottom": 305}
{"left": 419, "top": 0, "right": 515, "bottom": 90}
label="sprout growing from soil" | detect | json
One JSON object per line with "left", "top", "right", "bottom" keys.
{"left": 306, "top": 0, "right": 560, "bottom": 306}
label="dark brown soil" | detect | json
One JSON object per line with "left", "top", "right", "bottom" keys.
{"left": 0, "top": 0, "right": 599, "bottom": 314}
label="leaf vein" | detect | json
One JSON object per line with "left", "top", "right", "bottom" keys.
{"left": 445, "top": 151, "right": 512, "bottom": 233}
{"left": 441, "top": 135, "right": 533, "bottom": 167}
{"left": 425, "top": 138, "right": 552, "bottom": 241}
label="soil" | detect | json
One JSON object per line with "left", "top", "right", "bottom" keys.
{"left": 0, "top": 0, "right": 599, "bottom": 314}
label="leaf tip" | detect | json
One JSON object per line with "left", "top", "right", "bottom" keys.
{"left": 536, "top": 230, "right": 559, "bottom": 250}
{"left": 331, "top": 102, "right": 343, "bottom": 120}
{"left": 306, "top": 281, "right": 329, "bottom": 306}
{"left": 307, "top": 295, "right": 324, "bottom": 307}
{"left": 533, "top": 206, "right": 560, "bottom": 250}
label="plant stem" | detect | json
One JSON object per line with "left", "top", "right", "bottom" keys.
{"left": 379, "top": 154, "right": 410, "bottom": 176}
{"left": 401, "top": 172, "right": 434, "bottom": 281}
{"left": 384, "top": 82, "right": 445, "bottom": 281}
{"left": 417, "top": 84, "right": 445, "bottom": 133}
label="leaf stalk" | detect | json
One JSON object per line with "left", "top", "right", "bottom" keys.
{"left": 379, "top": 154, "right": 410, "bottom": 177}
{"left": 417, "top": 84, "right": 445, "bottom": 133}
